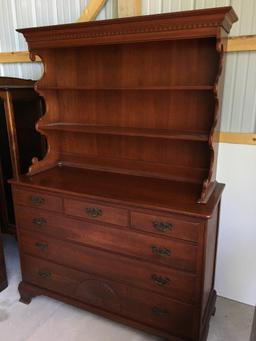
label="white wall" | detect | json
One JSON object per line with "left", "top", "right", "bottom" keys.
{"left": 216, "top": 143, "right": 256, "bottom": 306}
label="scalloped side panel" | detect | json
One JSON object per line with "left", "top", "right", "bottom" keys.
{"left": 198, "top": 29, "right": 228, "bottom": 203}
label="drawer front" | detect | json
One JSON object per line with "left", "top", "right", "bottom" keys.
{"left": 19, "top": 230, "right": 198, "bottom": 303}
{"left": 13, "top": 188, "right": 62, "bottom": 212}
{"left": 131, "top": 211, "right": 201, "bottom": 242}
{"left": 64, "top": 198, "right": 128, "bottom": 227}
{"left": 22, "top": 254, "right": 196, "bottom": 339}
{"left": 17, "top": 206, "right": 198, "bottom": 273}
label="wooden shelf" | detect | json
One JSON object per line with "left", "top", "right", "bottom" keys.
{"left": 37, "top": 85, "right": 214, "bottom": 91}
{"left": 12, "top": 165, "right": 218, "bottom": 217}
{"left": 60, "top": 153, "right": 208, "bottom": 184}
{"left": 40, "top": 123, "right": 209, "bottom": 142}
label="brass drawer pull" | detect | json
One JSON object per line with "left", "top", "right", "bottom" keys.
{"left": 152, "top": 221, "right": 172, "bottom": 232}
{"left": 151, "top": 274, "right": 170, "bottom": 286}
{"left": 152, "top": 306, "right": 169, "bottom": 317}
{"left": 38, "top": 270, "right": 51, "bottom": 278}
{"left": 35, "top": 242, "right": 48, "bottom": 251}
{"left": 31, "top": 195, "right": 45, "bottom": 205}
{"left": 32, "top": 217, "right": 47, "bottom": 226}
{"left": 151, "top": 245, "right": 171, "bottom": 257}
{"left": 86, "top": 207, "right": 102, "bottom": 218}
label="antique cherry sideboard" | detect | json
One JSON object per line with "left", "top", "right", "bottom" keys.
{"left": 10, "top": 7, "right": 237, "bottom": 340}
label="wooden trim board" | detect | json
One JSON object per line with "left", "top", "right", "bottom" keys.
{"left": 227, "top": 35, "right": 256, "bottom": 52}
{"left": 0, "top": 51, "right": 41, "bottom": 63}
{"left": 219, "top": 132, "right": 256, "bottom": 145}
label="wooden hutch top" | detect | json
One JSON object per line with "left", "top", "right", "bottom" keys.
{"left": 12, "top": 7, "right": 238, "bottom": 218}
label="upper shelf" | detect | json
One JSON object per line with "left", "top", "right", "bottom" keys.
{"left": 39, "top": 123, "right": 209, "bottom": 142}
{"left": 37, "top": 85, "right": 214, "bottom": 91}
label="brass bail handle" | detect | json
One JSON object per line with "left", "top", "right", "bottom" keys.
{"left": 152, "top": 220, "right": 172, "bottom": 232}
{"left": 86, "top": 207, "right": 102, "bottom": 218}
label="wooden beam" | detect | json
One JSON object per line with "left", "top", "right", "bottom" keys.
{"left": 77, "top": 0, "right": 107, "bottom": 22}
{"left": 0, "top": 31, "right": 256, "bottom": 63}
{"left": 0, "top": 51, "right": 41, "bottom": 64}
{"left": 226, "top": 35, "right": 256, "bottom": 52}
{"left": 219, "top": 132, "right": 256, "bottom": 145}
{"left": 117, "top": 0, "right": 141, "bottom": 18}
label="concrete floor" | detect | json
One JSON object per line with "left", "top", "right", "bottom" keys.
{"left": 0, "top": 235, "right": 254, "bottom": 341}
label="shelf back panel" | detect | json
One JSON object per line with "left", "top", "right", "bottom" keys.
{"left": 54, "top": 132, "right": 210, "bottom": 183}
{"left": 38, "top": 38, "right": 219, "bottom": 89}
{"left": 52, "top": 90, "right": 215, "bottom": 132}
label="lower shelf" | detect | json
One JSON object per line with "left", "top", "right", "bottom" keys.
{"left": 60, "top": 153, "right": 208, "bottom": 184}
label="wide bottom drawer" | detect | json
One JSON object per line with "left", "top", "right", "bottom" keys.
{"left": 19, "top": 230, "right": 198, "bottom": 304}
{"left": 22, "top": 254, "right": 197, "bottom": 339}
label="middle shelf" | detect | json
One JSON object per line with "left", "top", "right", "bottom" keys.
{"left": 39, "top": 123, "right": 209, "bottom": 142}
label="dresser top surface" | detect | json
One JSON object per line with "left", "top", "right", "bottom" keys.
{"left": 11, "top": 166, "right": 224, "bottom": 218}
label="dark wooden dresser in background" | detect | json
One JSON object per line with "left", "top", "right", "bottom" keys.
{"left": 0, "top": 77, "right": 45, "bottom": 235}
{"left": 10, "top": 7, "right": 237, "bottom": 340}
{"left": 0, "top": 77, "right": 45, "bottom": 292}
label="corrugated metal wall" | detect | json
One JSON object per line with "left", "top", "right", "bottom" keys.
{"left": 0, "top": 0, "right": 255, "bottom": 132}
{"left": 142, "top": 0, "right": 256, "bottom": 132}
{"left": 0, "top": 0, "right": 115, "bottom": 80}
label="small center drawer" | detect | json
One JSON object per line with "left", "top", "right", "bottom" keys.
{"left": 64, "top": 198, "right": 128, "bottom": 227}
{"left": 131, "top": 211, "right": 201, "bottom": 242}
{"left": 13, "top": 188, "right": 62, "bottom": 212}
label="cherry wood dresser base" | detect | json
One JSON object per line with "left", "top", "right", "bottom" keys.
{"left": 11, "top": 7, "right": 237, "bottom": 341}
{"left": 11, "top": 167, "right": 223, "bottom": 341}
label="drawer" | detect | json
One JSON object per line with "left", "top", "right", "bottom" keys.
{"left": 64, "top": 198, "right": 128, "bottom": 227}
{"left": 17, "top": 206, "right": 198, "bottom": 273}
{"left": 13, "top": 188, "right": 62, "bottom": 212}
{"left": 19, "top": 230, "right": 199, "bottom": 304}
{"left": 22, "top": 254, "right": 196, "bottom": 339}
{"left": 131, "top": 211, "right": 202, "bottom": 242}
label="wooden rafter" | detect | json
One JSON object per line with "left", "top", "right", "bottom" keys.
{"left": 77, "top": 0, "right": 107, "bottom": 22}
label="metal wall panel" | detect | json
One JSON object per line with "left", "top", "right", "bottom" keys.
{"left": 141, "top": 0, "right": 256, "bottom": 132}
{"left": 141, "top": 0, "right": 256, "bottom": 36}
{"left": 0, "top": 0, "right": 114, "bottom": 80}
{"left": 142, "top": 0, "right": 232, "bottom": 15}
{"left": 222, "top": 52, "right": 256, "bottom": 132}
{"left": 0, "top": 0, "right": 255, "bottom": 131}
